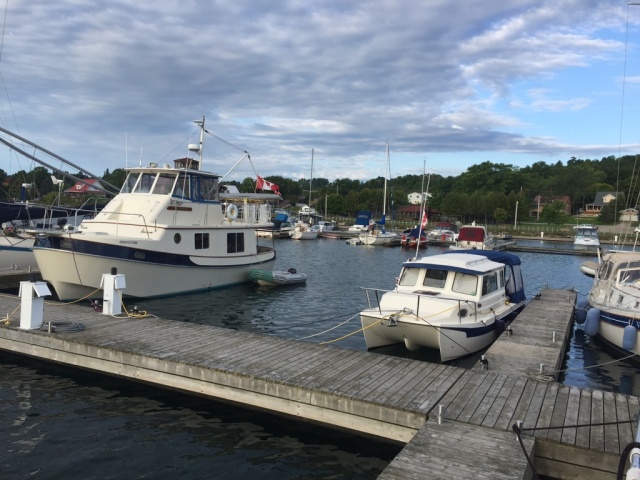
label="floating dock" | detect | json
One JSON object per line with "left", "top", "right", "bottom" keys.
{"left": 0, "top": 288, "right": 637, "bottom": 479}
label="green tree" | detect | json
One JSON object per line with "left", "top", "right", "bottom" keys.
{"left": 493, "top": 208, "right": 508, "bottom": 224}
{"left": 540, "top": 201, "right": 566, "bottom": 224}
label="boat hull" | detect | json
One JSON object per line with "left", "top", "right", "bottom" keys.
{"left": 34, "top": 247, "right": 276, "bottom": 300}
{"left": 588, "top": 306, "right": 640, "bottom": 356}
{"left": 0, "top": 235, "right": 38, "bottom": 269}
{"left": 360, "top": 309, "right": 520, "bottom": 362}
{"left": 359, "top": 233, "right": 401, "bottom": 246}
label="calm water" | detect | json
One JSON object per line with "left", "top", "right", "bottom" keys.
{"left": 1, "top": 237, "right": 638, "bottom": 478}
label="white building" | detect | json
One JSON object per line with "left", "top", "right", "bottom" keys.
{"left": 408, "top": 192, "right": 432, "bottom": 205}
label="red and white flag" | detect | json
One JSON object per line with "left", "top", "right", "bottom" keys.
{"left": 256, "top": 176, "right": 280, "bottom": 195}
{"left": 421, "top": 209, "right": 428, "bottom": 229}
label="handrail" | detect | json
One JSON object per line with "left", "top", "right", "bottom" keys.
{"left": 361, "top": 287, "right": 478, "bottom": 322}
{"left": 91, "top": 210, "right": 153, "bottom": 239}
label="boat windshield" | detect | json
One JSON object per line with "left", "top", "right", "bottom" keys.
{"left": 398, "top": 267, "right": 420, "bottom": 286}
{"left": 423, "top": 269, "right": 447, "bottom": 289}
{"left": 121, "top": 172, "right": 140, "bottom": 193}
{"left": 617, "top": 267, "right": 640, "bottom": 285}
{"left": 152, "top": 173, "right": 177, "bottom": 195}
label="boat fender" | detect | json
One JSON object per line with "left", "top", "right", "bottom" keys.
{"left": 574, "top": 298, "right": 588, "bottom": 325}
{"left": 623, "top": 324, "right": 637, "bottom": 351}
{"left": 584, "top": 308, "right": 600, "bottom": 337}
{"left": 226, "top": 203, "right": 238, "bottom": 220}
{"left": 287, "top": 268, "right": 297, "bottom": 274}
{"left": 495, "top": 318, "right": 505, "bottom": 337}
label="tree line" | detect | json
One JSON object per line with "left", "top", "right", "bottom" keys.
{"left": 1, "top": 154, "right": 636, "bottom": 224}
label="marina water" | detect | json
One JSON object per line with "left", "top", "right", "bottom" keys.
{"left": 1, "top": 237, "right": 637, "bottom": 478}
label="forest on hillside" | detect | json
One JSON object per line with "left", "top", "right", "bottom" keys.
{"left": 1, "top": 154, "right": 637, "bottom": 224}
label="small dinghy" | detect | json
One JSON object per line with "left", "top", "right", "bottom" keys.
{"left": 248, "top": 268, "right": 307, "bottom": 286}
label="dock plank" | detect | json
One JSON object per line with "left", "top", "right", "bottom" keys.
{"left": 1, "top": 289, "right": 639, "bottom": 479}
{"left": 603, "top": 391, "right": 619, "bottom": 455}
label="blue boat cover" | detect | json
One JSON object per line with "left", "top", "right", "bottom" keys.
{"left": 354, "top": 211, "right": 372, "bottom": 227}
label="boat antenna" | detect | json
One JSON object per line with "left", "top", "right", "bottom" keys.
{"left": 187, "top": 116, "right": 205, "bottom": 170}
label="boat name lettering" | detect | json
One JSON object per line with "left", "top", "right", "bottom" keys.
{"left": 120, "top": 240, "right": 138, "bottom": 245}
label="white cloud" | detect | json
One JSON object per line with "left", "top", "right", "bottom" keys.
{"left": 0, "top": 0, "right": 635, "bottom": 181}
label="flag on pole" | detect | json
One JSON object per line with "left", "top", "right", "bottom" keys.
{"left": 421, "top": 209, "right": 428, "bottom": 229}
{"left": 256, "top": 176, "right": 280, "bottom": 195}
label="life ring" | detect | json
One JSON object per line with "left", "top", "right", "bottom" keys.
{"left": 226, "top": 203, "right": 238, "bottom": 220}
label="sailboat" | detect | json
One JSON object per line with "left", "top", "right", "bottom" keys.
{"left": 291, "top": 148, "right": 319, "bottom": 240}
{"left": 359, "top": 145, "right": 400, "bottom": 246}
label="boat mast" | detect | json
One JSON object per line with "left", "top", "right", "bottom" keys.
{"left": 309, "top": 148, "right": 314, "bottom": 210}
{"left": 415, "top": 160, "right": 430, "bottom": 258}
{"left": 383, "top": 144, "right": 388, "bottom": 224}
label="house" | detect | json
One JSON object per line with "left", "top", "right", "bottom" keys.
{"left": 583, "top": 191, "right": 620, "bottom": 217}
{"left": 407, "top": 192, "right": 431, "bottom": 205}
{"left": 395, "top": 204, "right": 439, "bottom": 222}
{"left": 530, "top": 195, "right": 572, "bottom": 218}
{"left": 619, "top": 208, "right": 639, "bottom": 222}
{"left": 64, "top": 179, "right": 107, "bottom": 197}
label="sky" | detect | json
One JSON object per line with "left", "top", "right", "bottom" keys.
{"left": 0, "top": 1, "right": 639, "bottom": 184}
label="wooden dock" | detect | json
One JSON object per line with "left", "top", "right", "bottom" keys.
{"left": 505, "top": 244, "right": 599, "bottom": 256}
{"left": 473, "top": 289, "right": 577, "bottom": 380}
{"left": 0, "top": 289, "right": 637, "bottom": 479}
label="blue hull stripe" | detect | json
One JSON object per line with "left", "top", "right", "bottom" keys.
{"left": 597, "top": 309, "right": 640, "bottom": 330}
{"left": 35, "top": 236, "right": 275, "bottom": 268}
{"left": 443, "top": 308, "right": 523, "bottom": 338}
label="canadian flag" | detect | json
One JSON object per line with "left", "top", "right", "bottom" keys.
{"left": 256, "top": 176, "right": 280, "bottom": 195}
{"left": 421, "top": 209, "right": 428, "bottom": 229}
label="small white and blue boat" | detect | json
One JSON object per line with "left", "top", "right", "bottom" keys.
{"left": 359, "top": 250, "right": 526, "bottom": 362}
{"left": 583, "top": 251, "right": 640, "bottom": 356}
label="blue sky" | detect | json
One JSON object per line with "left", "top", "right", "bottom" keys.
{"left": 0, "top": 1, "right": 639, "bottom": 184}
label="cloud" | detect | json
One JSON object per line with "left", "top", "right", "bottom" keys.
{"left": 0, "top": 0, "right": 635, "bottom": 181}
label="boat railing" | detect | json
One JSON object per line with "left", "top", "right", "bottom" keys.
{"left": 93, "top": 210, "right": 153, "bottom": 238}
{"left": 363, "top": 287, "right": 478, "bottom": 322}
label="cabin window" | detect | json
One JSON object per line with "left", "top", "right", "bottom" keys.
{"left": 452, "top": 273, "right": 477, "bottom": 296}
{"left": 482, "top": 272, "right": 499, "bottom": 295}
{"left": 152, "top": 173, "right": 176, "bottom": 195}
{"left": 195, "top": 233, "right": 210, "bottom": 250}
{"left": 618, "top": 268, "right": 640, "bottom": 285}
{"left": 121, "top": 172, "right": 140, "bottom": 193}
{"left": 398, "top": 268, "right": 420, "bottom": 287}
{"left": 227, "top": 232, "right": 245, "bottom": 253}
{"left": 423, "top": 269, "right": 447, "bottom": 288}
{"left": 174, "top": 233, "right": 181, "bottom": 244}
{"left": 135, "top": 173, "right": 156, "bottom": 193}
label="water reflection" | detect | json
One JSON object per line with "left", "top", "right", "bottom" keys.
{"left": 0, "top": 353, "right": 398, "bottom": 479}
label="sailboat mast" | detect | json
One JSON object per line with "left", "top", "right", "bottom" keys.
{"left": 383, "top": 144, "right": 388, "bottom": 219}
{"left": 309, "top": 148, "right": 314, "bottom": 208}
